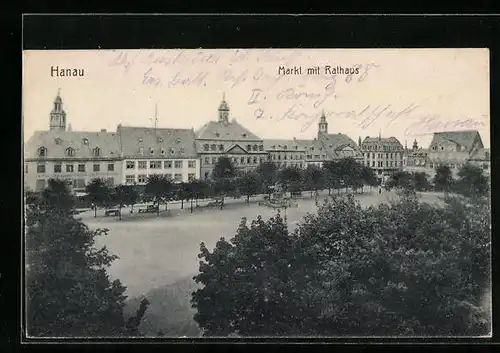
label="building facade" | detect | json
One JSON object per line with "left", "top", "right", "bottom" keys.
{"left": 195, "top": 95, "right": 268, "bottom": 179}
{"left": 359, "top": 135, "right": 404, "bottom": 183}
{"left": 263, "top": 139, "right": 306, "bottom": 169}
{"left": 118, "top": 125, "right": 200, "bottom": 185}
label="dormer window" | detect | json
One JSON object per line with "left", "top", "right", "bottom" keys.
{"left": 215, "top": 133, "right": 220, "bottom": 137}
{"left": 54, "top": 138, "right": 61, "bottom": 145}
{"left": 65, "top": 147, "right": 75, "bottom": 157}
{"left": 219, "top": 144, "right": 224, "bottom": 151}
{"left": 93, "top": 147, "right": 100, "bottom": 157}
{"left": 242, "top": 133, "right": 247, "bottom": 137}
{"left": 161, "top": 148, "right": 165, "bottom": 155}
{"left": 150, "top": 148, "right": 154, "bottom": 155}
{"left": 139, "top": 147, "right": 144, "bottom": 155}
{"left": 138, "top": 138, "right": 143, "bottom": 143}
{"left": 170, "top": 148, "right": 175, "bottom": 155}
{"left": 38, "top": 147, "right": 47, "bottom": 157}
{"left": 158, "top": 138, "right": 163, "bottom": 143}
{"left": 283, "top": 145, "right": 288, "bottom": 150}
{"left": 176, "top": 138, "right": 182, "bottom": 143}
{"left": 82, "top": 138, "right": 89, "bottom": 145}
{"left": 180, "top": 148, "right": 185, "bottom": 154}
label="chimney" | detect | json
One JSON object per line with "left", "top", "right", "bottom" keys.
{"left": 101, "top": 129, "right": 107, "bottom": 132}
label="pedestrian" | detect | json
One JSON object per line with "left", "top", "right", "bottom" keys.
{"left": 379, "top": 187, "right": 382, "bottom": 195}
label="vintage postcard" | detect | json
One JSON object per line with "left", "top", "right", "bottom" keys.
{"left": 23, "top": 48, "right": 491, "bottom": 338}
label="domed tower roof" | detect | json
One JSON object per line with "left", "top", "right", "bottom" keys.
{"left": 219, "top": 92, "right": 229, "bottom": 111}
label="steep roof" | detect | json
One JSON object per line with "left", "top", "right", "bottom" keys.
{"left": 295, "top": 133, "right": 362, "bottom": 159}
{"left": 263, "top": 139, "right": 306, "bottom": 152}
{"left": 468, "top": 148, "right": 490, "bottom": 161}
{"left": 361, "top": 136, "right": 403, "bottom": 146}
{"left": 320, "top": 133, "right": 360, "bottom": 149}
{"left": 430, "top": 130, "right": 482, "bottom": 152}
{"left": 24, "top": 130, "right": 121, "bottom": 160}
{"left": 117, "top": 125, "right": 198, "bottom": 159}
{"left": 195, "top": 120, "right": 262, "bottom": 141}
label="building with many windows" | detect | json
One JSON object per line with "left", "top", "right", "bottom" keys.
{"left": 195, "top": 95, "right": 268, "bottom": 179}
{"left": 118, "top": 125, "right": 200, "bottom": 185}
{"left": 263, "top": 139, "right": 306, "bottom": 169}
{"left": 24, "top": 93, "right": 123, "bottom": 192}
{"left": 359, "top": 135, "right": 404, "bottom": 183}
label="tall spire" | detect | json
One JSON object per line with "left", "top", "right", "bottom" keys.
{"left": 218, "top": 93, "right": 229, "bottom": 124}
{"left": 49, "top": 89, "right": 66, "bottom": 131}
{"left": 318, "top": 110, "right": 328, "bottom": 135}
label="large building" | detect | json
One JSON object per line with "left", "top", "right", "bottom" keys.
{"left": 402, "top": 130, "right": 490, "bottom": 179}
{"left": 263, "top": 139, "right": 306, "bottom": 169}
{"left": 195, "top": 95, "right": 268, "bottom": 179}
{"left": 359, "top": 135, "right": 405, "bottom": 182}
{"left": 118, "top": 125, "right": 200, "bottom": 185}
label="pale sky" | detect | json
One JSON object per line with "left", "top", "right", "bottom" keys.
{"left": 23, "top": 48, "right": 490, "bottom": 148}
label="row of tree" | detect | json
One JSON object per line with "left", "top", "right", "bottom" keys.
{"left": 385, "top": 164, "right": 489, "bottom": 197}
{"left": 191, "top": 190, "right": 491, "bottom": 336}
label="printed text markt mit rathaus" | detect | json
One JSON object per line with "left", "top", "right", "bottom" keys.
{"left": 278, "top": 65, "right": 361, "bottom": 75}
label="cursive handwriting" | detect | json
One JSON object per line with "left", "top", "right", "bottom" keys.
{"left": 404, "top": 115, "right": 489, "bottom": 136}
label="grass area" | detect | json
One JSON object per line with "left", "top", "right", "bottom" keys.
{"left": 87, "top": 190, "right": 444, "bottom": 336}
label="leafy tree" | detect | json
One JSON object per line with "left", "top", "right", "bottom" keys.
{"left": 85, "top": 178, "right": 112, "bottom": 217}
{"left": 236, "top": 171, "right": 261, "bottom": 204}
{"left": 192, "top": 193, "right": 490, "bottom": 336}
{"left": 455, "top": 163, "right": 489, "bottom": 198}
{"left": 360, "top": 166, "right": 379, "bottom": 191}
{"left": 337, "top": 157, "right": 363, "bottom": 193}
{"left": 112, "top": 185, "right": 138, "bottom": 220}
{"left": 176, "top": 182, "right": 191, "bottom": 210}
{"left": 211, "top": 157, "right": 237, "bottom": 209}
{"left": 144, "top": 174, "right": 173, "bottom": 216}
{"left": 192, "top": 214, "right": 300, "bottom": 336}
{"left": 385, "top": 171, "right": 414, "bottom": 191}
{"left": 301, "top": 164, "right": 324, "bottom": 199}
{"left": 433, "top": 165, "right": 454, "bottom": 194}
{"left": 278, "top": 166, "right": 302, "bottom": 195}
{"left": 323, "top": 161, "right": 342, "bottom": 195}
{"left": 412, "top": 172, "right": 431, "bottom": 192}
{"left": 190, "top": 180, "right": 208, "bottom": 209}
{"left": 26, "top": 179, "right": 149, "bottom": 337}
{"left": 255, "top": 162, "right": 279, "bottom": 198}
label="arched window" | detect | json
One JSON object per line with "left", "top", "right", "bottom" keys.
{"left": 65, "top": 147, "right": 75, "bottom": 157}
{"left": 93, "top": 147, "right": 100, "bottom": 157}
{"left": 203, "top": 144, "right": 209, "bottom": 151}
{"left": 38, "top": 146, "right": 47, "bottom": 157}
{"left": 219, "top": 144, "right": 224, "bottom": 151}
{"left": 82, "top": 138, "right": 89, "bottom": 145}
{"left": 210, "top": 144, "right": 216, "bottom": 151}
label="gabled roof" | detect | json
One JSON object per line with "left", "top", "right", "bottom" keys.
{"left": 263, "top": 139, "right": 306, "bottom": 152}
{"left": 468, "top": 148, "right": 490, "bottom": 161}
{"left": 430, "top": 130, "right": 483, "bottom": 152}
{"left": 195, "top": 120, "right": 262, "bottom": 141}
{"left": 361, "top": 136, "right": 403, "bottom": 146}
{"left": 320, "top": 133, "right": 360, "bottom": 150}
{"left": 24, "top": 130, "right": 121, "bottom": 160}
{"left": 117, "top": 125, "right": 198, "bottom": 159}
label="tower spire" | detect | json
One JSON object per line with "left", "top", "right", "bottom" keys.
{"left": 49, "top": 89, "right": 66, "bottom": 131}
{"left": 218, "top": 93, "right": 229, "bottom": 124}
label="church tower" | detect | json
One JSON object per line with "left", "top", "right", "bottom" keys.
{"left": 49, "top": 89, "right": 67, "bottom": 131}
{"left": 318, "top": 110, "right": 328, "bottom": 135}
{"left": 218, "top": 93, "right": 229, "bottom": 124}
{"left": 412, "top": 139, "right": 419, "bottom": 151}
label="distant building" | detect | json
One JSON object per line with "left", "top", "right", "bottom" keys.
{"left": 24, "top": 93, "right": 123, "bottom": 192}
{"left": 359, "top": 134, "right": 404, "bottom": 182}
{"left": 117, "top": 125, "right": 200, "bottom": 185}
{"left": 195, "top": 94, "right": 268, "bottom": 179}
{"left": 263, "top": 139, "right": 306, "bottom": 169}
{"left": 403, "top": 139, "right": 432, "bottom": 176}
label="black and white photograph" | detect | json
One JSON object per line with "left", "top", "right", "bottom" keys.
{"left": 22, "top": 48, "right": 492, "bottom": 338}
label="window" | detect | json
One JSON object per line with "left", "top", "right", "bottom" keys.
{"left": 83, "top": 138, "right": 89, "bottom": 145}
{"left": 219, "top": 144, "right": 224, "bottom": 151}
{"left": 204, "top": 157, "right": 210, "bottom": 164}
{"left": 38, "top": 147, "right": 47, "bottom": 157}
{"left": 66, "top": 164, "right": 74, "bottom": 173}
{"left": 93, "top": 147, "right": 100, "bottom": 157}
{"left": 429, "top": 163, "right": 434, "bottom": 169}
{"left": 161, "top": 148, "right": 165, "bottom": 155}
{"left": 66, "top": 147, "right": 75, "bottom": 157}
{"left": 174, "top": 173, "right": 182, "bottom": 182}
{"left": 485, "top": 152, "right": 490, "bottom": 160}
{"left": 77, "top": 164, "right": 85, "bottom": 172}
{"left": 483, "top": 164, "right": 488, "bottom": 170}
{"left": 75, "top": 179, "right": 86, "bottom": 189}
{"left": 93, "top": 164, "right": 100, "bottom": 172}
{"left": 188, "top": 173, "right": 196, "bottom": 181}
{"left": 25, "top": 164, "right": 28, "bottom": 174}
{"left": 35, "top": 179, "right": 46, "bottom": 191}
{"left": 125, "top": 175, "right": 135, "bottom": 184}
{"left": 170, "top": 148, "right": 175, "bottom": 155}
{"left": 55, "top": 138, "right": 61, "bottom": 145}
{"left": 138, "top": 161, "right": 147, "bottom": 169}
{"left": 204, "top": 144, "right": 209, "bottom": 151}
{"left": 126, "top": 161, "right": 135, "bottom": 169}
{"left": 105, "top": 177, "right": 114, "bottom": 187}
{"left": 164, "top": 160, "right": 172, "bottom": 168}
{"left": 138, "top": 175, "right": 148, "bottom": 183}
{"left": 215, "top": 133, "right": 220, "bottom": 137}
{"left": 440, "top": 146, "right": 444, "bottom": 150}
{"left": 260, "top": 145, "right": 264, "bottom": 151}
{"left": 165, "top": 174, "right": 173, "bottom": 181}
{"left": 247, "top": 157, "right": 251, "bottom": 163}
{"left": 158, "top": 138, "right": 163, "bottom": 143}
{"left": 372, "top": 153, "right": 375, "bottom": 159}
{"left": 174, "top": 160, "right": 183, "bottom": 168}
{"left": 212, "top": 157, "right": 217, "bottom": 164}
{"left": 138, "top": 138, "right": 143, "bottom": 143}
{"left": 180, "top": 148, "right": 185, "bottom": 154}
{"left": 240, "top": 157, "right": 245, "bottom": 164}
{"left": 253, "top": 157, "right": 257, "bottom": 164}
{"left": 372, "top": 161, "right": 375, "bottom": 167}
{"left": 210, "top": 144, "right": 216, "bottom": 151}
{"left": 176, "top": 138, "right": 182, "bottom": 144}
{"left": 139, "top": 147, "right": 144, "bottom": 155}
{"left": 150, "top": 161, "right": 162, "bottom": 169}
{"left": 188, "top": 160, "right": 196, "bottom": 168}
{"left": 247, "top": 145, "right": 252, "bottom": 151}
{"left": 54, "top": 164, "right": 62, "bottom": 173}
{"left": 108, "top": 163, "right": 115, "bottom": 171}
{"left": 242, "top": 133, "right": 247, "bottom": 137}
{"left": 37, "top": 164, "right": 45, "bottom": 173}
{"left": 150, "top": 148, "right": 155, "bottom": 155}
{"left": 284, "top": 155, "right": 287, "bottom": 160}
{"left": 253, "top": 145, "right": 258, "bottom": 151}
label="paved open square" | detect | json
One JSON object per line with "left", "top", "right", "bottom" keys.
{"left": 85, "top": 190, "right": 443, "bottom": 298}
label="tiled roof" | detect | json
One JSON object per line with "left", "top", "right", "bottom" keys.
{"left": 295, "top": 133, "right": 361, "bottom": 159}
{"left": 430, "top": 130, "right": 482, "bottom": 152}
{"left": 362, "top": 136, "right": 403, "bottom": 146}
{"left": 468, "top": 148, "right": 490, "bottom": 161}
{"left": 263, "top": 139, "right": 306, "bottom": 151}
{"left": 117, "top": 125, "right": 198, "bottom": 159}
{"left": 24, "top": 130, "right": 121, "bottom": 160}
{"left": 320, "top": 133, "right": 360, "bottom": 150}
{"left": 195, "top": 120, "right": 262, "bottom": 141}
